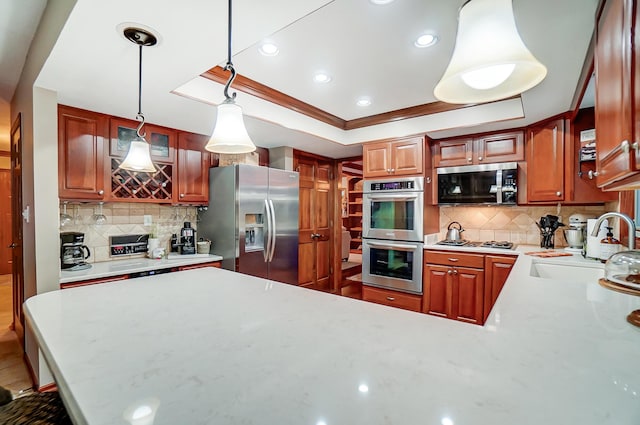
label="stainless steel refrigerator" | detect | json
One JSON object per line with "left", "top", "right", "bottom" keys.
{"left": 198, "top": 164, "right": 299, "bottom": 285}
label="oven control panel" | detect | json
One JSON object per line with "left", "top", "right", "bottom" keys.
{"left": 110, "top": 234, "right": 149, "bottom": 257}
{"left": 363, "top": 176, "right": 424, "bottom": 193}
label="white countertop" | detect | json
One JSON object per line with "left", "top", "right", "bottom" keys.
{"left": 26, "top": 252, "right": 640, "bottom": 425}
{"left": 59, "top": 254, "right": 223, "bottom": 284}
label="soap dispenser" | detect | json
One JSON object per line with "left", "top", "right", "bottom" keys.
{"left": 599, "top": 226, "right": 622, "bottom": 262}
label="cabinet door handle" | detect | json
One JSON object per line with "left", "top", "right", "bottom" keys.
{"left": 448, "top": 258, "right": 459, "bottom": 262}
{"left": 452, "top": 269, "right": 458, "bottom": 275}
{"left": 386, "top": 296, "right": 395, "bottom": 301}
{"left": 390, "top": 168, "right": 395, "bottom": 173}
{"left": 426, "top": 176, "right": 432, "bottom": 184}
{"left": 621, "top": 140, "right": 630, "bottom": 153}
{"left": 587, "top": 170, "right": 599, "bottom": 179}
{"left": 8, "top": 243, "right": 17, "bottom": 248}
{"left": 98, "top": 190, "right": 104, "bottom": 195}
{"left": 180, "top": 193, "right": 185, "bottom": 198}
{"left": 556, "top": 191, "right": 562, "bottom": 197}
{"left": 478, "top": 156, "right": 483, "bottom": 161}
{"left": 467, "top": 157, "right": 472, "bottom": 162}
{"left": 447, "top": 269, "right": 453, "bottom": 275}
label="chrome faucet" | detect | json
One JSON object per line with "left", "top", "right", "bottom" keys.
{"left": 591, "top": 212, "right": 636, "bottom": 250}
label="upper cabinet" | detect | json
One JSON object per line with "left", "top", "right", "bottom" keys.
{"left": 58, "top": 105, "right": 108, "bottom": 201}
{"left": 175, "top": 132, "right": 211, "bottom": 205}
{"left": 594, "top": 0, "right": 640, "bottom": 189}
{"left": 363, "top": 135, "right": 424, "bottom": 178}
{"left": 526, "top": 118, "right": 566, "bottom": 202}
{"left": 433, "top": 131, "right": 524, "bottom": 168}
{"left": 58, "top": 105, "right": 210, "bottom": 205}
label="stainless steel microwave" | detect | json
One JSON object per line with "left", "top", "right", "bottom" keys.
{"left": 436, "top": 162, "right": 518, "bottom": 205}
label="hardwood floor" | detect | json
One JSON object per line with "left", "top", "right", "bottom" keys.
{"left": 0, "top": 274, "right": 33, "bottom": 393}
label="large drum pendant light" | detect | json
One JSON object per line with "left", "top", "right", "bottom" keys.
{"left": 119, "top": 27, "right": 157, "bottom": 173}
{"left": 434, "top": 0, "right": 547, "bottom": 104}
{"left": 205, "top": 0, "right": 256, "bottom": 154}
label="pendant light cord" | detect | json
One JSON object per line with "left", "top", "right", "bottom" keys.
{"left": 222, "top": 0, "right": 237, "bottom": 102}
{"left": 136, "top": 43, "right": 146, "bottom": 138}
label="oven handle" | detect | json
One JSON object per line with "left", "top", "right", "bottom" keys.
{"left": 366, "top": 194, "right": 419, "bottom": 201}
{"left": 366, "top": 242, "right": 418, "bottom": 251}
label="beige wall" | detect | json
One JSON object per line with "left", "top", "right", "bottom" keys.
{"left": 11, "top": 0, "right": 77, "bottom": 386}
{"left": 439, "top": 204, "right": 615, "bottom": 247}
{"left": 59, "top": 203, "right": 198, "bottom": 262}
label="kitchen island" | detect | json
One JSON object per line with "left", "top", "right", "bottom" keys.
{"left": 25, "top": 253, "right": 640, "bottom": 425}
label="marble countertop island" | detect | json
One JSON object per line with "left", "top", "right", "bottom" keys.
{"left": 26, "top": 252, "right": 640, "bottom": 425}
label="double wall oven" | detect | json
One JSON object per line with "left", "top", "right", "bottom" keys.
{"left": 361, "top": 177, "right": 424, "bottom": 294}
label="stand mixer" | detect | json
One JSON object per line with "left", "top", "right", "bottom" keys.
{"left": 563, "top": 213, "right": 592, "bottom": 253}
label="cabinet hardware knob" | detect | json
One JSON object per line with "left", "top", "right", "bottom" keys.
{"left": 453, "top": 269, "right": 458, "bottom": 275}
{"left": 447, "top": 269, "right": 453, "bottom": 275}
{"left": 633, "top": 141, "right": 639, "bottom": 151}
{"left": 386, "top": 297, "right": 395, "bottom": 301}
{"left": 621, "top": 140, "right": 630, "bottom": 153}
{"left": 426, "top": 176, "right": 431, "bottom": 184}
{"left": 478, "top": 156, "right": 483, "bottom": 161}
{"left": 98, "top": 190, "right": 104, "bottom": 195}
{"left": 556, "top": 191, "right": 562, "bottom": 197}
{"left": 448, "top": 258, "right": 459, "bottom": 262}
{"left": 8, "top": 243, "right": 17, "bottom": 248}
{"left": 390, "top": 168, "right": 395, "bottom": 173}
{"left": 587, "top": 170, "right": 599, "bottom": 179}
{"left": 467, "top": 157, "right": 472, "bottom": 162}
{"left": 180, "top": 193, "right": 185, "bottom": 198}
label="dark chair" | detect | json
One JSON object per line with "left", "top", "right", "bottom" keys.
{"left": 0, "top": 386, "right": 72, "bottom": 424}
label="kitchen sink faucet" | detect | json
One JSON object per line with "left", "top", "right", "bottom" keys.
{"left": 591, "top": 212, "right": 636, "bottom": 250}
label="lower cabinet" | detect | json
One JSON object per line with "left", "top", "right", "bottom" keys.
{"left": 362, "top": 286, "right": 422, "bottom": 312}
{"left": 178, "top": 261, "right": 222, "bottom": 271}
{"left": 423, "top": 250, "right": 515, "bottom": 325}
{"left": 60, "top": 274, "right": 128, "bottom": 290}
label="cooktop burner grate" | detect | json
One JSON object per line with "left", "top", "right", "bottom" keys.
{"left": 481, "top": 240, "right": 514, "bottom": 249}
{"left": 435, "top": 240, "right": 515, "bottom": 249}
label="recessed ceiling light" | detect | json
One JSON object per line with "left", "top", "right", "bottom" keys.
{"left": 258, "top": 42, "right": 279, "bottom": 56}
{"left": 369, "top": 0, "right": 395, "bottom": 4}
{"left": 313, "top": 72, "right": 332, "bottom": 83}
{"left": 356, "top": 97, "right": 372, "bottom": 107}
{"left": 414, "top": 33, "right": 438, "bottom": 48}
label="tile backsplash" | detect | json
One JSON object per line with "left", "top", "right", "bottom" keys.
{"left": 439, "top": 204, "right": 615, "bottom": 247}
{"left": 59, "top": 202, "right": 200, "bottom": 263}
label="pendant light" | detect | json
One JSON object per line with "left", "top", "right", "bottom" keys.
{"left": 119, "top": 27, "right": 157, "bottom": 173}
{"left": 434, "top": 0, "right": 547, "bottom": 104}
{"left": 205, "top": 0, "right": 256, "bottom": 154}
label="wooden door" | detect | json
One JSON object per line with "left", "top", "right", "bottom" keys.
{"left": 433, "top": 138, "right": 473, "bottom": 167}
{"left": 0, "top": 170, "right": 11, "bottom": 274}
{"left": 296, "top": 156, "right": 334, "bottom": 291}
{"left": 10, "top": 114, "right": 24, "bottom": 345}
{"left": 362, "top": 142, "right": 391, "bottom": 177}
{"left": 390, "top": 137, "right": 424, "bottom": 175}
{"left": 483, "top": 255, "right": 516, "bottom": 322}
{"left": 176, "top": 132, "right": 210, "bottom": 205}
{"left": 594, "top": 0, "right": 635, "bottom": 187}
{"left": 526, "top": 118, "right": 565, "bottom": 202}
{"left": 474, "top": 131, "right": 524, "bottom": 164}
{"left": 452, "top": 267, "right": 484, "bottom": 324}
{"left": 423, "top": 264, "right": 449, "bottom": 318}
{"left": 58, "top": 105, "right": 108, "bottom": 200}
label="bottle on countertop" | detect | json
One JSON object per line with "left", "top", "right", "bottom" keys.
{"left": 180, "top": 222, "right": 196, "bottom": 255}
{"left": 170, "top": 233, "right": 180, "bottom": 253}
{"left": 599, "top": 226, "right": 622, "bottom": 262}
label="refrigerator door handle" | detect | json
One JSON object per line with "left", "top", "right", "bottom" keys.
{"left": 264, "top": 199, "right": 272, "bottom": 262}
{"left": 268, "top": 199, "right": 277, "bottom": 262}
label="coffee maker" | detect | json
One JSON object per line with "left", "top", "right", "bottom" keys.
{"left": 60, "top": 232, "right": 91, "bottom": 271}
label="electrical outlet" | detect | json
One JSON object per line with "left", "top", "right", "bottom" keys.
{"left": 144, "top": 215, "right": 152, "bottom": 226}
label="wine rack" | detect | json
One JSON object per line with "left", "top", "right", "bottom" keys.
{"left": 110, "top": 158, "right": 173, "bottom": 201}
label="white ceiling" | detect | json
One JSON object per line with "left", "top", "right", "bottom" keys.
{"left": 2, "top": 0, "right": 599, "bottom": 158}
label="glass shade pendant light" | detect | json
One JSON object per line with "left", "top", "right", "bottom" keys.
{"left": 205, "top": 0, "right": 256, "bottom": 154}
{"left": 119, "top": 27, "right": 157, "bottom": 173}
{"left": 434, "top": 0, "right": 547, "bottom": 104}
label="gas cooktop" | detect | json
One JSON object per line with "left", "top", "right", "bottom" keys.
{"left": 435, "top": 240, "right": 515, "bottom": 250}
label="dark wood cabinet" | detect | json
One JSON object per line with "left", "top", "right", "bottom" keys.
{"left": 175, "top": 132, "right": 211, "bottom": 205}
{"left": 434, "top": 131, "right": 524, "bottom": 167}
{"left": 363, "top": 136, "right": 424, "bottom": 177}
{"left": 362, "top": 285, "right": 422, "bottom": 312}
{"left": 343, "top": 176, "right": 363, "bottom": 253}
{"left": 594, "top": 0, "right": 638, "bottom": 189}
{"left": 177, "top": 261, "right": 221, "bottom": 271}
{"left": 58, "top": 105, "right": 108, "bottom": 200}
{"left": 526, "top": 118, "right": 565, "bottom": 202}
{"left": 109, "top": 117, "right": 176, "bottom": 164}
{"left": 423, "top": 250, "right": 485, "bottom": 325}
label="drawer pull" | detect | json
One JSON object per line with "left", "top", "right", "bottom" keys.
{"left": 448, "top": 258, "right": 459, "bottom": 262}
{"left": 386, "top": 296, "right": 395, "bottom": 301}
